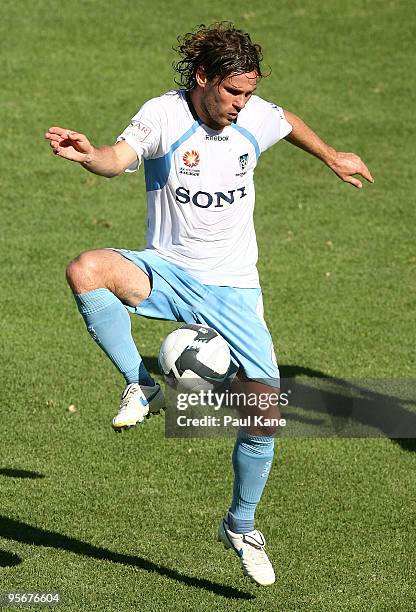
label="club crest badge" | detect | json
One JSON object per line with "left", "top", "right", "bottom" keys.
{"left": 239, "top": 153, "right": 249, "bottom": 171}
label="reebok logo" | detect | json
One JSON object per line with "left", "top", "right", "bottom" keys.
{"left": 205, "top": 134, "right": 229, "bottom": 141}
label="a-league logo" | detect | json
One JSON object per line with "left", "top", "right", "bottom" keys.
{"left": 239, "top": 153, "right": 249, "bottom": 171}
{"left": 183, "top": 150, "right": 200, "bottom": 168}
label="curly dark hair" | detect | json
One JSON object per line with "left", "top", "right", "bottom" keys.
{"left": 173, "top": 22, "right": 266, "bottom": 90}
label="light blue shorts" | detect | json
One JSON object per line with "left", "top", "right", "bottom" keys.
{"left": 114, "top": 249, "right": 279, "bottom": 386}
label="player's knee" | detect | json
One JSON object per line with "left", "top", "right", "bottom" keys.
{"left": 66, "top": 251, "right": 103, "bottom": 292}
{"left": 254, "top": 422, "right": 279, "bottom": 437}
{"left": 243, "top": 419, "right": 278, "bottom": 437}
{"left": 254, "top": 404, "right": 281, "bottom": 436}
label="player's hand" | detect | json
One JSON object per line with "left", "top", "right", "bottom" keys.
{"left": 327, "top": 151, "right": 374, "bottom": 189}
{"left": 45, "top": 127, "right": 94, "bottom": 163}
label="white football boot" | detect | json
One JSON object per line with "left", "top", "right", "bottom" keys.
{"left": 111, "top": 382, "right": 165, "bottom": 432}
{"left": 218, "top": 514, "right": 276, "bottom": 586}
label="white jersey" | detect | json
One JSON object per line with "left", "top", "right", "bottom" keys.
{"left": 117, "top": 90, "right": 292, "bottom": 287}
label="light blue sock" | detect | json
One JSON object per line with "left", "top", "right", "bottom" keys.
{"left": 228, "top": 434, "right": 275, "bottom": 534}
{"left": 74, "top": 288, "right": 154, "bottom": 386}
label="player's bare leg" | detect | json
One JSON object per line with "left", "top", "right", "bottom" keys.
{"left": 66, "top": 249, "right": 164, "bottom": 430}
{"left": 66, "top": 248, "right": 151, "bottom": 306}
{"left": 232, "top": 376, "right": 281, "bottom": 437}
{"left": 218, "top": 376, "right": 279, "bottom": 586}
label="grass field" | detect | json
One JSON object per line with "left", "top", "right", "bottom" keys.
{"left": 1, "top": 0, "right": 415, "bottom": 610}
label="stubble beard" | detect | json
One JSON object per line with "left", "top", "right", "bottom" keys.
{"left": 201, "top": 95, "right": 229, "bottom": 131}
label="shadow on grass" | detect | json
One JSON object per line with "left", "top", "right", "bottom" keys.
{"left": 0, "top": 468, "right": 45, "bottom": 479}
{"left": 142, "top": 355, "right": 162, "bottom": 377}
{"left": 279, "top": 365, "right": 416, "bottom": 451}
{"left": 0, "top": 516, "right": 253, "bottom": 600}
{"left": 0, "top": 549, "right": 22, "bottom": 567}
{"left": 392, "top": 438, "right": 416, "bottom": 452}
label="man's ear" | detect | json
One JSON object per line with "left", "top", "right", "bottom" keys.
{"left": 195, "top": 66, "right": 208, "bottom": 88}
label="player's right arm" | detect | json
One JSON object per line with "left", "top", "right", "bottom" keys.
{"left": 44, "top": 127, "right": 137, "bottom": 178}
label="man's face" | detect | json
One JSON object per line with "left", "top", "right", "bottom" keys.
{"left": 197, "top": 70, "right": 258, "bottom": 130}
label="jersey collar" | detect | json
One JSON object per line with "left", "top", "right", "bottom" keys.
{"left": 185, "top": 90, "right": 200, "bottom": 121}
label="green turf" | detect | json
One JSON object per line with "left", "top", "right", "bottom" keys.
{"left": 1, "top": 0, "right": 415, "bottom": 610}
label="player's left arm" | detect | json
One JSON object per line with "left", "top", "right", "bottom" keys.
{"left": 283, "top": 110, "right": 374, "bottom": 189}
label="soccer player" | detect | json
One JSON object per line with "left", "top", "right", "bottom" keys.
{"left": 45, "top": 23, "right": 373, "bottom": 586}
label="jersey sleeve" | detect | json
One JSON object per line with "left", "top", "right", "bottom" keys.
{"left": 116, "top": 99, "right": 162, "bottom": 172}
{"left": 253, "top": 98, "right": 293, "bottom": 153}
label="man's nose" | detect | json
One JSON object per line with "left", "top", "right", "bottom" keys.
{"left": 233, "top": 95, "right": 246, "bottom": 111}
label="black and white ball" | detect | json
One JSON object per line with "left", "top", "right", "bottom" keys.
{"left": 158, "top": 324, "right": 232, "bottom": 392}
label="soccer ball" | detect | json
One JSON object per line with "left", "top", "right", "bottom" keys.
{"left": 158, "top": 324, "right": 232, "bottom": 392}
